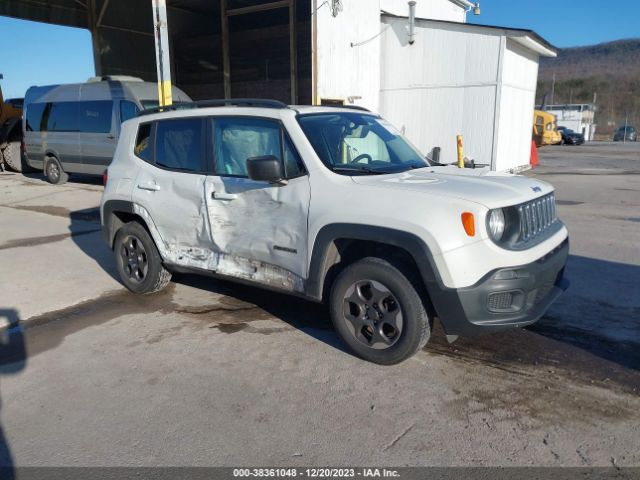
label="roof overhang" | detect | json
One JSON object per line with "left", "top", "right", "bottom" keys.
{"left": 381, "top": 13, "right": 558, "bottom": 58}
{"left": 448, "top": 0, "right": 474, "bottom": 10}
{"left": 507, "top": 33, "right": 557, "bottom": 58}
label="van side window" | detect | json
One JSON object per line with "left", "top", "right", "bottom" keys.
{"left": 47, "top": 102, "right": 79, "bottom": 132}
{"left": 120, "top": 101, "right": 140, "bottom": 123}
{"left": 155, "top": 119, "right": 203, "bottom": 172}
{"left": 135, "top": 124, "right": 152, "bottom": 162}
{"left": 79, "top": 101, "right": 113, "bottom": 133}
{"left": 25, "top": 103, "right": 47, "bottom": 132}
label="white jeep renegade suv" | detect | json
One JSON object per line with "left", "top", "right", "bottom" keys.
{"left": 101, "top": 99, "right": 569, "bottom": 364}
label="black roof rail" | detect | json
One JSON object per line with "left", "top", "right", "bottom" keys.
{"left": 137, "top": 103, "right": 192, "bottom": 116}
{"left": 336, "top": 105, "right": 371, "bottom": 112}
{"left": 137, "top": 98, "right": 288, "bottom": 117}
{"left": 193, "top": 98, "right": 288, "bottom": 109}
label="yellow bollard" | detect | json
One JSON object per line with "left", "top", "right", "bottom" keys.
{"left": 456, "top": 135, "right": 465, "bottom": 168}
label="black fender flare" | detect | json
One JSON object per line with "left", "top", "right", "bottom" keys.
{"left": 101, "top": 200, "right": 136, "bottom": 248}
{"left": 305, "top": 223, "right": 444, "bottom": 301}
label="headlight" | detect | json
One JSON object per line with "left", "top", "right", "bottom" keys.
{"left": 488, "top": 208, "right": 505, "bottom": 241}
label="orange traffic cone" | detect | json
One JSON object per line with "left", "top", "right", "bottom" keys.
{"left": 530, "top": 140, "right": 539, "bottom": 168}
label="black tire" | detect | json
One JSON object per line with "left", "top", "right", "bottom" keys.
{"left": 2, "top": 141, "right": 22, "bottom": 172}
{"left": 114, "top": 222, "right": 171, "bottom": 294}
{"left": 329, "top": 257, "right": 430, "bottom": 365}
{"left": 45, "top": 156, "right": 68, "bottom": 185}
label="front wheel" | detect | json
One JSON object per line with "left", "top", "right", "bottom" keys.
{"left": 329, "top": 257, "right": 431, "bottom": 365}
{"left": 45, "top": 156, "right": 68, "bottom": 185}
{"left": 114, "top": 222, "right": 171, "bottom": 294}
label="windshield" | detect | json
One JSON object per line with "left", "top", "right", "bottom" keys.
{"left": 297, "top": 112, "right": 429, "bottom": 175}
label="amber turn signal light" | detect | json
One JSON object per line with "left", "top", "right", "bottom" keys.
{"left": 461, "top": 212, "right": 475, "bottom": 236}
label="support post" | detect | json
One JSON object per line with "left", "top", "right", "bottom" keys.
{"left": 87, "top": 0, "right": 102, "bottom": 76}
{"left": 220, "top": 0, "right": 231, "bottom": 99}
{"left": 289, "top": 0, "right": 297, "bottom": 104}
{"left": 311, "top": 0, "right": 318, "bottom": 105}
{"left": 152, "top": 0, "right": 173, "bottom": 107}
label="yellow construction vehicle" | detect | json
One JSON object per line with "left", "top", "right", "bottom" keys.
{"left": 0, "top": 78, "right": 25, "bottom": 171}
{"left": 533, "top": 110, "right": 562, "bottom": 147}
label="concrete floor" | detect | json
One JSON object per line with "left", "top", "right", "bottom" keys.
{"left": 0, "top": 143, "right": 638, "bottom": 467}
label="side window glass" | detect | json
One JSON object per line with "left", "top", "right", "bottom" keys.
{"left": 25, "top": 103, "right": 47, "bottom": 132}
{"left": 79, "top": 101, "right": 113, "bottom": 133}
{"left": 283, "top": 136, "right": 305, "bottom": 178}
{"left": 135, "top": 123, "right": 152, "bottom": 162}
{"left": 213, "top": 118, "right": 281, "bottom": 177}
{"left": 120, "top": 101, "right": 140, "bottom": 123}
{"left": 155, "top": 118, "right": 203, "bottom": 172}
{"left": 47, "top": 102, "right": 79, "bottom": 132}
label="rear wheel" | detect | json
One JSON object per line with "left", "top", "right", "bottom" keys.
{"left": 45, "top": 156, "right": 68, "bottom": 185}
{"left": 329, "top": 257, "right": 430, "bottom": 365}
{"left": 114, "top": 222, "right": 171, "bottom": 294}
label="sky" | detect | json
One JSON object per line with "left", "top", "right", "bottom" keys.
{"left": 0, "top": 18, "right": 94, "bottom": 99}
{"left": 473, "top": 0, "right": 638, "bottom": 49}
{"left": 0, "top": 0, "right": 638, "bottom": 99}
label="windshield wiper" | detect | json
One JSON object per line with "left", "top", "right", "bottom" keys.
{"left": 330, "top": 166, "right": 387, "bottom": 175}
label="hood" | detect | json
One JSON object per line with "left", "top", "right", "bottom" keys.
{"left": 350, "top": 166, "right": 553, "bottom": 209}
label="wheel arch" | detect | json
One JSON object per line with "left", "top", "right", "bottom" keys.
{"left": 102, "top": 200, "right": 155, "bottom": 250}
{"left": 306, "top": 224, "right": 442, "bottom": 309}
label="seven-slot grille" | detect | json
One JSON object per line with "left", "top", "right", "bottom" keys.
{"left": 517, "top": 193, "right": 557, "bottom": 242}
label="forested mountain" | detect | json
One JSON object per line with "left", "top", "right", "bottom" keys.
{"left": 537, "top": 38, "right": 640, "bottom": 133}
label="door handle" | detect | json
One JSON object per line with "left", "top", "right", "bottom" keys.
{"left": 212, "top": 192, "right": 237, "bottom": 201}
{"left": 107, "top": 134, "right": 115, "bottom": 140}
{"left": 137, "top": 182, "right": 160, "bottom": 192}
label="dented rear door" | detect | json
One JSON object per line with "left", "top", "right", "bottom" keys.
{"left": 132, "top": 117, "right": 217, "bottom": 269}
{"left": 205, "top": 116, "right": 310, "bottom": 292}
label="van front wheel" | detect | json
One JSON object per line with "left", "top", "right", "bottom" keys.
{"left": 45, "top": 157, "right": 68, "bottom": 185}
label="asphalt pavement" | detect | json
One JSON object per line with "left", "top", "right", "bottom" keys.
{"left": 0, "top": 142, "right": 638, "bottom": 467}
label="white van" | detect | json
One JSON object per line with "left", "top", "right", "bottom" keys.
{"left": 23, "top": 76, "right": 191, "bottom": 184}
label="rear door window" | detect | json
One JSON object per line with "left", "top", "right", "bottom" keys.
{"left": 155, "top": 118, "right": 204, "bottom": 172}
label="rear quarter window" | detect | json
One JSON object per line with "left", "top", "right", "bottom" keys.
{"left": 135, "top": 123, "right": 152, "bottom": 162}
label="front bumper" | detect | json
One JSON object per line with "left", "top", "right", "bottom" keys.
{"left": 429, "top": 238, "right": 569, "bottom": 336}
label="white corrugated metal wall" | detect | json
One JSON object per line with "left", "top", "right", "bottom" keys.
{"left": 495, "top": 39, "right": 539, "bottom": 171}
{"left": 315, "top": 2, "right": 545, "bottom": 171}
{"left": 314, "top": 0, "right": 465, "bottom": 110}
{"left": 380, "top": 0, "right": 466, "bottom": 22}
{"left": 379, "top": 17, "right": 503, "bottom": 167}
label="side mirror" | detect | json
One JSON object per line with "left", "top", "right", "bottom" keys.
{"left": 246, "top": 155, "right": 286, "bottom": 184}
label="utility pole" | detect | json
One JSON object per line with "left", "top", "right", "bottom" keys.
{"left": 550, "top": 72, "right": 556, "bottom": 106}
{"left": 152, "top": 0, "right": 173, "bottom": 107}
